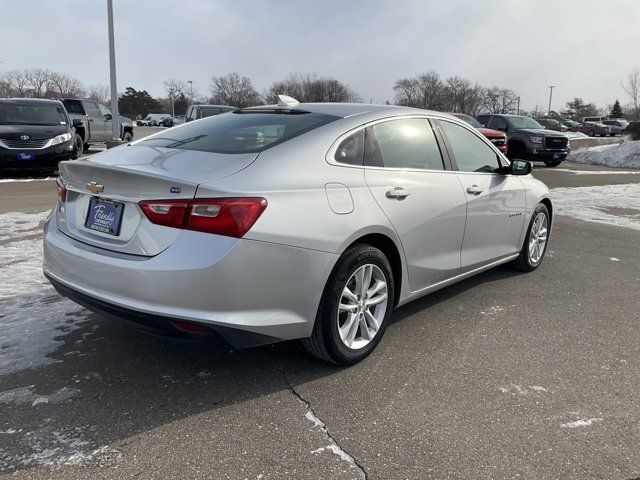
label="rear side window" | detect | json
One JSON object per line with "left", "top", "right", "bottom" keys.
{"left": 136, "top": 111, "right": 339, "bottom": 154}
{"left": 334, "top": 130, "right": 364, "bottom": 166}
{"left": 439, "top": 120, "right": 501, "bottom": 173}
{"left": 491, "top": 116, "right": 508, "bottom": 131}
{"left": 364, "top": 118, "right": 444, "bottom": 170}
{"left": 62, "top": 99, "right": 84, "bottom": 115}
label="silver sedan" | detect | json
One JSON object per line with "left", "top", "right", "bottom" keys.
{"left": 43, "top": 97, "right": 552, "bottom": 364}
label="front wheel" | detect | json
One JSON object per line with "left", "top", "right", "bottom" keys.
{"left": 74, "top": 134, "right": 84, "bottom": 157}
{"left": 544, "top": 160, "right": 561, "bottom": 167}
{"left": 122, "top": 131, "right": 133, "bottom": 143}
{"left": 302, "top": 245, "right": 394, "bottom": 365}
{"left": 513, "top": 203, "right": 550, "bottom": 272}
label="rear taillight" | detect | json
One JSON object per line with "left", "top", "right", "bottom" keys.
{"left": 56, "top": 177, "right": 67, "bottom": 203}
{"left": 138, "top": 197, "right": 267, "bottom": 238}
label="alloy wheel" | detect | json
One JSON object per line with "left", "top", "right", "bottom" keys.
{"left": 337, "top": 264, "right": 388, "bottom": 350}
{"left": 528, "top": 212, "right": 548, "bottom": 264}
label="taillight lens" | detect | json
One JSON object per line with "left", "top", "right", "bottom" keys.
{"left": 56, "top": 177, "right": 67, "bottom": 203}
{"left": 138, "top": 197, "right": 267, "bottom": 238}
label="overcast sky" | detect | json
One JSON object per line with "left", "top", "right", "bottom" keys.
{"left": 2, "top": 0, "right": 639, "bottom": 111}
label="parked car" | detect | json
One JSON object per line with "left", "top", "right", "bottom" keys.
{"left": 62, "top": 99, "right": 133, "bottom": 156}
{"left": 559, "top": 118, "right": 581, "bottom": 130}
{"left": 536, "top": 118, "right": 568, "bottom": 132}
{"left": 573, "top": 122, "right": 611, "bottom": 137}
{"left": 162, "top": 115, "right": 186, "bottom": 128}
{"left": 0, "top": 98, "right": 77, "bottom": 172}
{"left": 185, "top": 104, "right": 235, "bottom": 122}
{"left": 450, "top": 113, "right": 507, "bottom": 154}
{"left": 45, "top": 99, "right": 553, "bottom": 365}
{"left": 623, "top": 121, "right": 640, "bottom": 140}
{"left": 476, "top": 114, "right": 569, "bottom": 167}
{"left": 137, "top": 113, "right": 169, "bottom": 127}
{"left": 602, "top": 119, "right": 627, "bottom": 135}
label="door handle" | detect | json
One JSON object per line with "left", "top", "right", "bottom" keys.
{"left": 386, "top": 187, "right": 411, "bottom": 199}
{"left": 466, "top": 185, "right": 483, "bottom": 195}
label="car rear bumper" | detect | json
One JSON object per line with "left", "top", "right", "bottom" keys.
{"left": 0, "top": 142, "right": 75, "bottom": 170}
{"left": 43, "top": 209, "right": 338, "bottom": 345}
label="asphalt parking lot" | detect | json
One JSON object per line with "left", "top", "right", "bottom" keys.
{"left": 1, "top": 158, "right": 639, "bottom": 479}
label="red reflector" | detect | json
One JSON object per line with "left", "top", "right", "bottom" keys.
{"left": 56, "top": 177, "right": 67, "bottom": 203}
{"left": 173, "top": 321, "right": 211, "bottom": 334}
{"left": 138, "top": 197, "right": 267, "bottom": 238}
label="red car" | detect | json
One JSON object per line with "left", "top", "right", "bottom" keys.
{"left": 450, "top": 113, "right": 508, "bottom": 154}
{"left": 573, "top": 122, "right": 611, "bottom": 137}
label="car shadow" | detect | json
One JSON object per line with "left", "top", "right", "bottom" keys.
{"left": 0, "top": 263, "right": 526, "bottom": 474}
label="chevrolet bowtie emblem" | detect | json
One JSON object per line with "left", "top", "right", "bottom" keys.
{"left": 87, "top": 181, "right": 104, "bottom": 194}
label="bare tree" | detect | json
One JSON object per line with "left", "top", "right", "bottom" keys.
{"left": 622, "top": 67, "right": 640, "bottom": 119}
{"left": 210, "top": 73, "right": 261, "bottom": 108}
{"left": 264, "top": 73, "right": 361, "bottom": 104}
{"left": 443, "top": 76, "right": 485, "bottom": 114}
{"left": 86, "top": 84, "right": 110, "bottom": 104}
{"left": 482, "top": 87, "right": 519, "bottom": 114}
{"left": 0, "top": 75, "right": 12, "bottom": 97}
{"left": 394, "top": 71, "right": 446, "bottom": 110}
{"left": 163, "top": 79, "right": 187, "bottom": 117}
{"left": 49, "top": 72, "right": 85, "bottom": 98}
{"left": 25, "top": 68, "right": 53, "bottom": 98}
{"left": 4, "top": 69, "right": 30, "bottom": 97}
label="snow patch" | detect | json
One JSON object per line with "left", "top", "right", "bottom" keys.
{"left": 480, "top": 306, "right": 505, "bottom": 315}
{"left": 0, "top": 385, "right": 80, "bottom": 406}
{"left": 553, "top": 168, "right": 640, "bottom": 175}
{"left": 560, "top": 417, "right": 602, "bottom": 428}
{"left": 569, "top": 140, "right": 640, "bottom": 168}
{"left": 500, "top": 385, "right": 549, "bottom": 395}
{"left": 610, "top": 257, "right": 620, "bottom": 262}
{"left": 0, "top": 177, "right": 55, "bottom": 184}
{"left": 0, "top": 211, "right": 50, "bottom": 241}
{"left": 551, "top": 184, "right": 640, "bottom": 231}
{"left": 0, "top": 238, "right": 91, "bottom": 376}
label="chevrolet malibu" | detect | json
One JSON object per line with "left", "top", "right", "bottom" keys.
{"left": 43, "top": 97, "right": 552, "bottom": 365}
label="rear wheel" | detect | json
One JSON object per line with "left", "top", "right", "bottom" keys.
{"left": 588, "top": 130, "right": 595, "bottom": 137}
{"left": 302, "top": 245, "right": 394, "bottom": 365}
{"left": 513, "top": 203, "right": 550, "bottom": 272}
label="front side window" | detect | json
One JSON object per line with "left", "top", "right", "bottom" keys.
{"left": 364, "top": 118, "right": 444, "bottom": 170}
{"left": 508, "top": 116, "right": 544, "bottom": 129}
{"left": 98, "top": 104, "right": 112, "bottom": 118}
{"left": 439, "top": 120, "right": 501, "bottom": 173}
{"left": 136, "top": 111, "right": 339, "bottom": 154}
{"left": 491, "top": 116, "right": 508, "bottom": 131}
{"left": 334, "top": 130, "right": 364, "bottom": 166}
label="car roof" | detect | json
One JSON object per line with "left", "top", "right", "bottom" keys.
{"left": 193, "top": 104, "right": 235, "bottom": 109}
{"left": 0, "top": 97, "right": 63, "bottom": 105}
{"left": 244, "top": 102, "right": 436, "bottom": 119}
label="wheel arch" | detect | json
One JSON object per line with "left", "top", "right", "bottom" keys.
{"left": 342, "top": 232, "right": 403, "bottom": 307}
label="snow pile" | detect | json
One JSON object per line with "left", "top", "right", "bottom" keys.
{"left": 569, "top": 140, "right": 640, "bottom": 168}
{"left": 551, "top": 183, "right": 640, "bottom": 231}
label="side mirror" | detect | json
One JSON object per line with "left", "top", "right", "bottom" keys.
{"left": 72, "top": 119, "right": 83, "bottom": 128}
{"left": 509, "top": 159, "right": 532, "bottom": 175}
{"left": 104, "top": 113, "right": 112, "bottom": 121}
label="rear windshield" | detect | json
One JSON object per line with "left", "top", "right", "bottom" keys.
{"left": 455, "top": 114, "right": 482, "bottom": 128}
{"left": 136, "top": 111, "right": 340, "bottom": 154}
{"left": 0, "top": 102, "right": 68, "bottom": 126}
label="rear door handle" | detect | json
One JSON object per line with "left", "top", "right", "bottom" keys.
{"left": 466, "top": 185, "right": 483, "bottom": 195}
{"left": 386, "top": 187, "right": 411, "bottom": 199}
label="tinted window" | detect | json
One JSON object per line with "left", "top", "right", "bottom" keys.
{"left": 455, "top": 114, "right": 482, "bottom": 128}
{"left": 62, "top": 99, "right": 84, "bottom": 115}
{"left": 476, "top": 115, "right": 490, "bottom": 126}
{"left": 200, "top": 108, "right": 224, "bottom": 119}
{"left": 439, "top": 120, "right": 501, "bottom": 173}
{"left": 364, "top": 119, "right": 444, "bottom": 170}
{"left": 491, "top": 116, "right": 508, "bottom": 130}
{"left": 335, "top": 130, "right": 364, "bottom": 166}
{"left": 508, "top": 116, "right": 543, "bottom": 129}
{"left": 136, "top": 111, "right": 339, "bottom": 154}
{"left": 0, "top": 102, "right": 68, "bottom": 126}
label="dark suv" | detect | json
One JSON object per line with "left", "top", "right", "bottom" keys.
{"left": 0, "top": 98, "right": 76, "bottom": 172}
{"left": 477, "top": 114, "right": 570, "bottom": 167}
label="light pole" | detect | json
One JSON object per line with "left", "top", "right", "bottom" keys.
{"left": 547, "top": 85, "right": 556, "bottom": 115}
{"left": 517, "top": 96, "right": 520, "bottom": 115}
{"left": 107, "top": 0, "right": 120, "bottom": 141}
{"left": 187, "top": 80, "right": 194, "bottom": 105}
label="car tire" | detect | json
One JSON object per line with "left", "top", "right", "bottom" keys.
{"left": 83, "top": 143, "right": 91, "bottom": 152}
{"left": 302, "top": 244, "right": 394, "bottom": 365}
{"left": 122, "top": 131, "right": 133, "bottom": 143}
{"left": 588, "top": 130, "right": 595, "bottom": 137}
{"left": 507, "top": 142, "right": 526, "bottom": 161}
{"left": 74, "top": 134, "right": 84, "bottom": 157}
{"left": 544, "top": 160, "right": 561, "bottom": 167}
{"left": 513, "top": 203, "right": 550, "bottom": 272}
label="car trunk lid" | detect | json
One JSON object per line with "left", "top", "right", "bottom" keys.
{"left": 57, "top": 145, "right": 258, "bottom": 256}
